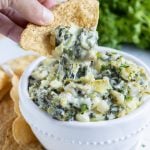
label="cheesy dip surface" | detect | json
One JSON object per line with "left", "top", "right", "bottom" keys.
{"left": 28, "top": 26, "right": 150, "bottom": 122}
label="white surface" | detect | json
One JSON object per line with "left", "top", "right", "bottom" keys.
{"left": 0, "top": 38, "right": 38, "bottom": 65}
{"left": 0, "top": 39, "right": 150, "bottom": 149}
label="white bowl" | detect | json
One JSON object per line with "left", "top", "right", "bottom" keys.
{"left": 19, "top": 46, "right": 150, "bottom": 150}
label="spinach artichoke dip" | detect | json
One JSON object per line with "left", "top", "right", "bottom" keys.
{"left": 28, "top": 26, "right": 150, "bottom": 122}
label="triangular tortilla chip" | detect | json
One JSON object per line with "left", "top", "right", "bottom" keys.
{"left": 20, "top": 0, "right": 99, "bottom": 55}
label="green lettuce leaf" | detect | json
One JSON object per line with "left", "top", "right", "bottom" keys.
{"left": 97, "top": 0, "right": 150, "bottom": 50}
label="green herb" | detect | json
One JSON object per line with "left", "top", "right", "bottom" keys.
{"left": 100, "top": 65, "right": 109, "bottom": 71}
{"left": 120, "top": 64, "right": 129, "bottom": 68}
{"left": 126, "top": 95, "right": 132, "bottom": 101}
{"left": 80, "top": 104, "right": 88, "bottom": 114}
{"left": 97, "top": 0, "right": 150, "bottom": 50}
{"left": 96, "top": 52, "right": 101, "bottom": 59}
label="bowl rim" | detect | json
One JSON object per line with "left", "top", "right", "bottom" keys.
{"left": 19, "top": 46, "right": 150, "bottom": 128}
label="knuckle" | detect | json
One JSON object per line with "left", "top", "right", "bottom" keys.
{"left": 1, "top": 8, "right": 16, "bottom": 17}
{"left": 0, "top": 0, "right": 13, "bottom": 9}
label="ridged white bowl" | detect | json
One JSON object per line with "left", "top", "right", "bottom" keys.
{"left": 19, "top": 46, "right": 150, "bottom": 150}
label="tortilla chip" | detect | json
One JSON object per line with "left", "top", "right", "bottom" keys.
{"left": 8, "top": 55, "right": 38, "bottom": 77}
{"left": 0, "top": 94, "right": 16, "bottom": 130}
{"left": 0, "top": 109, "right": 42, "bottom": 150}
{"left": 2, "top": 123, "right": 25, "bottom": 150}
{"left": 0, "top": 84, "right": 11, "bottom": 101}
{"left": 2, "top": 124, "right": 43, "bottom": 150}
{"left": 0, "top": 68, "right": 42, "bottom": 148}
{"left": 0, "top": 119, "right": 14, "bottom": 150}
{"left": 0, "top": 88, "right": 42, "bottom": 149}
{"left": 10, "top": 74, "right": 39, "bottom": 145}
{"left": 0, "top": 68, "right": 10, "bottom": 101}
{"left": 10, "top": 75, "right": 20, "bottom": 115}
{"left": 12, "top": 116, "right": 38, "bottom": 145}
{"left": 20, "top": 0, "right": 99, "bottom": 55}
{"left": 8, "top": 55, "right": 38, "bottom": 114}
{"left": 0, "top": 94, "right": 16, "bottom": 149}
{"left": 0, "top": 68, "right": 10, "bottom": 90}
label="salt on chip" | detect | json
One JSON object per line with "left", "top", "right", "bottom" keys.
{"left": 20, "top": 0, "right": 99, "bottom": 55}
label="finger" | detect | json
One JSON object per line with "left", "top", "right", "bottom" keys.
{"left": 0, "top": 0, "right": 12, "bottom": 9}
{"left": 38, "top": 0, "right": 56, "bottom": 8}
{"left": 0, "top": 8, "right": 28, "bottom": 28}
{"left": 12, "top": 0, "right": 54, "bottom": 25}
{"left": 0, "top": 13, "right": 23, "bottom": 42}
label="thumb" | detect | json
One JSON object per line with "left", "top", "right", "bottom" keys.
{"left": 12, "top": 0, "right": 54, "bottom": 25}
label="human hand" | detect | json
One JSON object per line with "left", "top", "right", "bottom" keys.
{"left": 0, "top": 0, "right": 56, "bottom": 42}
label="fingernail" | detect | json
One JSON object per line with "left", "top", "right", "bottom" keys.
{"left": 55, "top": 0, "right": 67, "bottom": 5}
{"left": 44, "top": 0, "right": 56, "bottom": 9}
{"left": 43, "top": 9, "right": 54, "bottom": 24}
{"left": 49, "top": 0, "right": 56, "bottom": 7}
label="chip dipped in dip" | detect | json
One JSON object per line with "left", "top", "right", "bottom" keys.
{"left": 28, "top": 26, "right": 150, "bottom": 122}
